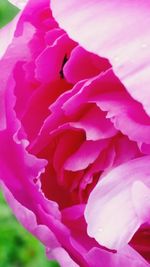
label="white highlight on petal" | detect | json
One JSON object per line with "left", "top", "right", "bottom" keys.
{"left": 8, "top": 0, "right": 27, "bottom": 9}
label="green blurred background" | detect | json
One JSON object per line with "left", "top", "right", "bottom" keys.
{"left": 0, "top": 191, "right": 60, "bottom": 267}
{"left": 0, "top": 1, "right": 60, "bottom": 266}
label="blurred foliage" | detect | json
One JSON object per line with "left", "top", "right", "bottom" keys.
{"left": 0, "top": 0, "right": 19, "bottom": 28}
{"left": 0, "top": 191, "right": 60, "bottom": 267}
{"left": 0, "top": 1, "right": 60, "bottom": 266}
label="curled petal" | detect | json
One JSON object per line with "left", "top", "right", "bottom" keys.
{"left": 85, "top": 245, "right": 149, "bottom": 267}
{"left": 35, "top": 33, "right": 76, "bottom": 83}
{"left": 47, "top": 247, "right": 79, "bottom": 267}
{"left": 64, "top": 46, "right": 110, "bottom": 84}
{"left": 1, "top": 182, "right": 60, "bottom": 249}
{"left": 64, "top": 140, "right": 108, "bottom": 171}
{"left": 51, "top": 0, "right": 150, "bottom": 116}
{"left": 62, "top": 70, "right": 150, "bottom": 146}
{"left": 85, "top": 156, "right": 150, "bottom": 250}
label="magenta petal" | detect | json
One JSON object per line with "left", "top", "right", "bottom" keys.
{"left": 64, "top": 140, "right": 108, "bottom": 171}
{"left": 35, "top": 33, "right": 75, "bottom": 83}
{"left": 85, "top": 156, "right": 150, "bottom": 250}
{"left": 2, "top": 0, "right": 150, "bottom": 265}
{"left": 51, "top": 0, "right": 150, "bottom": 116}
{"left": 62, "top": 70, "right": 150, "bottom": 146}
{"left": 64, "top": 45, "right": 110, "bottom": 84}
{"left": 0, "top": 21, "right": 35, "bottom": 131}
{"left": 47, "top": 247, "right": 79, "bottom": 267}
{"left": 85, "top": 245, "right": 149, "bottom": 267}
{"left": 1, "top": 182, "right": 60, "bottom": 249}
{"left": 68, "top": 105, "right": 117, "bottom": 141}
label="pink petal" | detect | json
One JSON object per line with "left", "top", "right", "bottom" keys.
{"left": 64, "top": 45, "right": 110, "bottom": 84}
{"left": 35, "top": 33, "right": 76, "bottom": 83}
{"left": 0, "top": 21, "right": 35, "bottom": 131}
{"left": 53, "top": 130, "right": 84, "bottom": 173}
{"left": 47, "top": 247, "right": 79, "bottom": 267}
{"left": 85, "top": 156, "right": 150, "bottom": 250}
{"left": 79, "top": 136, "right": 139, "bottom": 198}
{"left": 66, "top": 104, "right": 117, "bottom": 141}
{"left": 62, "top": 70, "right": 150, "bottom": 146}
{"left": 61, "top": 206, "right": 149, "bottom": 267}
{"left": 0, "top": 12, "right": 24, "bottom": 130}
{"left": 85, "top": 246, "right": 149, "bottom": 267}
{"left": 2, "top": 182, "right": 80, "bottom": 266}
{"left": 51, "top": 1, "right": 150, "bottom": 116}
{"left": 50, "top": 80, "right": 85, "bottom": 113}
{"left": 131, "top": 181, "right": 150, "bottom": 222}
{"left": 64, "top": 140, "right": 108, "bottom": 171}
{"left": 21, "top": 79, "right": 71, "bottom": 143}
{"left": 113, "top": 135, "right": 140, "bottom": 166}
{"left": 1, "top": 182, "right": 60, "bottom": 249}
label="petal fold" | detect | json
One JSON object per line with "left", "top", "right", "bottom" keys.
{"left": 85, "top": 156, "right": 150, "bottom": 250}
{"left": 51, "top": 0, "right": 150, "bottom": 115}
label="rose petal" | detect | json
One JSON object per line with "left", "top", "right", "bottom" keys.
{"left": 47, "top": 247, "right": 79, "bottom": 267}
{"left": 113, "top": 135, "right": 140, "bottom": 166}
{"left": 64, "top": 140, "right": 108, "bottom": 171}
{"left": 63, "top": 70, "right": 150, "bottom": 146}
{"left": 67, "top": 104, "right": 117, "bottom": 141}
{"left": 85, "top": 156, "right": 150, "bottom": 250}
{"left": 0, "top": 19, "right": 35, "bottom": 131}
{"left": 1, "top": 182, "right": 60, "bottom": 249}
{"left": 51, "top": 1, "right": 150, "bottom": 116}
{"left": 35, "top": 33, "right": 76, "bottom": 83}
{"left": 85, "top": 246, "right": 149, "bottom": 267}
{"left": 64, "top": 45, "right": 110, "bottom": 84}
{"left": 131, "top": 181, "right": 150, "bottom": 222}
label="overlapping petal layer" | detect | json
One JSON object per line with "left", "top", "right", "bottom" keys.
{"left": 51, "top": 0, "right": 150, "bottom": 116}
{"left": 0, "top": 0, "right": 150, "bottom": 266}
{"left": 85, "top": 156, "right": 150, "bottom": 250}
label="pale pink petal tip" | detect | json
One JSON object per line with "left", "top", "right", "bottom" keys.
{"left": 85, "top": 156, "right": 150, "bottom": 250}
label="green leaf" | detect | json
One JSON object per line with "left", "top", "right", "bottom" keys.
{"left": 0, "top": 0, "right": 19, "bottom": 28}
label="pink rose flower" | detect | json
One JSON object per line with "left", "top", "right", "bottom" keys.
{"left": 0, "top": 0, "right": 150, "bottom": 266}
